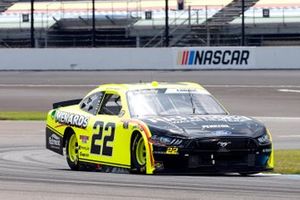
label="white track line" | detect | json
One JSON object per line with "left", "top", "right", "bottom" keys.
{"left": 0, "top": 84, "right": 98, "bottom": 88}
{"left": 253, "top": 116, "right": 300, "bottom": 120}
{"left": 278, "top": 135, "right": 300, "bottom": 138}
{"left": 0, "top": 84, "right": 300, "bottom": 88}
{"left": 278, "top": 89, "right": 300, "bottom": 93}
{"left": 256, "top": 173, "right": 282, "bottom": 176}
{"left": 205, "top": 85, "right": 300, "bottom": 88}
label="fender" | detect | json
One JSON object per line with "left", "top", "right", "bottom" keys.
{"left": 267, "top": 129, "right": 274, "bottom": 169}
{"left": 126, "top": 119, "right": 155, "bottom": 174}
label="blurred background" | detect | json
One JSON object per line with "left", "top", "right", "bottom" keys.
{"left": 0, "top": 0, "right": 299, "bottom": 48}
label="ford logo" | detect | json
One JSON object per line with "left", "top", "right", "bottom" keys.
{"left": 217, "top": 141, "right": 231, "bottom": 148}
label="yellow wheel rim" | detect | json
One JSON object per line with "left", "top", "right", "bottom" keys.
{"left": 135, "top": 136, "right": 146, "bottom": 166}
{"left": 68, "top": 134, "right": 78, "bottom": 163}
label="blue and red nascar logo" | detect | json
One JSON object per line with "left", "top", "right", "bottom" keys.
{"left": 178, "top": 50, "right": 196, "bottom": 65}
{"left": 177, "top": 49, "right": 250, "bottom": 66}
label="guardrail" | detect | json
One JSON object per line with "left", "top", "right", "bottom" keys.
{"left": 0, "top": 47, "right": 300, "bottom": 70}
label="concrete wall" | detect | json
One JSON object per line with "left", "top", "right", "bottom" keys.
{"left": 0, "top": 47, "right": 299, "bottom": 70}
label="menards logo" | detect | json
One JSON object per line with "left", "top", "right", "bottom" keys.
{"left": 54, "top": 110, "right": 89, "bottom": 129}
{"left": 177, "top": 50, "right": 250, "bottom": 66}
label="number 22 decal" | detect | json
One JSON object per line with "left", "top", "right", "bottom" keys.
{"left": 90, "top": 121, "right": 115, "bottom": 156}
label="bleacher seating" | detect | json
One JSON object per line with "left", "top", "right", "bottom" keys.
{"left": 1, "top": 0, "right": 300, "bottom": 47}
{"left": 4, "top": 0, "right": 233, "bottom": 14}
{"left": 230, "top": 1, "right": 300, "bottom": 25}
{"left": 0, "top": 0, "right": 17, "bottom": 13}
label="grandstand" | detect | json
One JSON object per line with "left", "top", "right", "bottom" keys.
{"left": 0, "top": 0, "right": 300, "bottom": 47}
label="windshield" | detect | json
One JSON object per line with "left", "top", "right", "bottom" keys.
{"left": 127, "top": 88, "right": 227, "bottom": 118}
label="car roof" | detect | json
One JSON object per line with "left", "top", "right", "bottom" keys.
{"left": 96, "top": 81, "right": 206, "bottom": 92}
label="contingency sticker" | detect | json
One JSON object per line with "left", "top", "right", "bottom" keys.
{"left": 165, "top": 88, "right": 209, "bottom": 95}
{"left": 156, "top": 115, "right": 252, "bottom": 124}
{"left": 46, "top": 127, "right": 63, "bottom": 155}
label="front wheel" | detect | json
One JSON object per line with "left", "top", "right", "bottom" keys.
{"left": 66, "top": 133, "right": 80, "bottom": 170}
{"left": 131, "top": 133, "right": 146, "bottom": 173}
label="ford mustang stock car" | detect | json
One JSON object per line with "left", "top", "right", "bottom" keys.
{"left": 46, "top": 82, "right": 274, "bottom": 175}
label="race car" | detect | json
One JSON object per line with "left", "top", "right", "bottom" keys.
{"left": 46, "top": 81, "right": 274, "bottom": 175}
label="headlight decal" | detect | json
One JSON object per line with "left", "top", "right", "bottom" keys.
{"left": 257, "top": 134, "right": 271, "bottom": 145}
{"left": 150, "top": 135, "right": 183, "bottom": 147}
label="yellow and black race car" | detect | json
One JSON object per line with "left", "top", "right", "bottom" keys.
{"left": 46, "top": 82, "right": 274, "bottom": 175}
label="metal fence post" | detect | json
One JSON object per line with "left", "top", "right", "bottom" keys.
{"left": 30, "top": 0, "right": 35, "bottom": 48}
{"left": 165, "top": 0, "right": 169, "bottom": 47}
{"left": 241, "top": 0, "right": 245, "bottom": 46}
{"left": 188, "top": 5, "right": 191, "bottom": 26}
{"left": 92, "top": 0, "right": 96, "bottom": 47}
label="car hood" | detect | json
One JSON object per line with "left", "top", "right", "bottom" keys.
{"left": 139, "top": 115, "right": 265, "bottom": 139}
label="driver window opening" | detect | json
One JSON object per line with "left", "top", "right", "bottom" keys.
{"left": 99, "top": 94, "right": 122, "bottom": 115}
{"left": 80, "top": 92, "right": 103, "bottom": 115}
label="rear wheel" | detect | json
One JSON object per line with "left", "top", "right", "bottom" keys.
{"left": 66, "top": 133, "right": 80, "bottom": 170}
{"left": 131, "top": 133, "right": 146, "bottom": 173}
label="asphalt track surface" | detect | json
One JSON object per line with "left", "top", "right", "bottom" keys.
{"left": 0, "top": 70, "right": 300, "bottom": 199}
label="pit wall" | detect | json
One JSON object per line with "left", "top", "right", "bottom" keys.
{"left": 0, "top": 47, "right": 299, "bottom": 70}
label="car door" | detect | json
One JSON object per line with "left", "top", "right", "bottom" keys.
{"left": 75, "top": 91, "right": 105, "bottom": 159}
{"left": 84, "top": 91, "right": 132, "bottom": 169}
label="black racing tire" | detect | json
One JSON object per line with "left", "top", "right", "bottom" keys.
{"left": 65, "top": 132, "right": 80, "bottom": 170}
{"left": 131, "top": 133, "right": 146, "bottom": 174}
{"left": 239, "top": 172, "right": 259, "bottom": 176}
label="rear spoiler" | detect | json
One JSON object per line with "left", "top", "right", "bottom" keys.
{"left": 53, "top": 99, "right": 82, "bottom": 109}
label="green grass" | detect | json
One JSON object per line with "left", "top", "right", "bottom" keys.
{"left": 0, "top": 112, "right": 47, "bottom": 120}
{"left": 274, "top": 149, "right": 300, "bottom": 174}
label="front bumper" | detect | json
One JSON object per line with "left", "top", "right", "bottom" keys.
{"left": 152, "top": 137, "right": 273, "bottom": 174}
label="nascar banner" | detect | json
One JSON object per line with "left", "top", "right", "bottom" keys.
{"left": 174, "top": 47, "right": 256, "bottom": 69}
